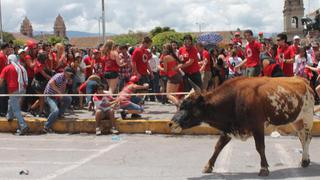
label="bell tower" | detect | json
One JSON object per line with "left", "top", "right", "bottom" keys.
{"left": 283, "top": 0, "right": 305, "bottom": 39}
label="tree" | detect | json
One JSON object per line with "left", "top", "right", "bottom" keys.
{"left": 3, "top": 32, "right": 15, "bottom": 43}
{"left": 150, "top": 26, "right": 175, "bottom": 37}
{"left": 13, "top": 39, "right": 25, "bottom": 46}
{"left": 47, "top": 36, "right": 64, "bottom": 45}
{"left": 152, "top": 31, "right": 191, "bottom": 50}
{"left": 112, "top": 32, "right": 146, "bottom": 46}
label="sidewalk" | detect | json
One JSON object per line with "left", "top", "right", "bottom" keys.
{"left": 0, "top": 101, "right": 320, "bottom": 135}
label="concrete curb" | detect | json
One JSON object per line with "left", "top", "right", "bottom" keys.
{"left": 1, "top": 117, "right": 320, "bottom": 136}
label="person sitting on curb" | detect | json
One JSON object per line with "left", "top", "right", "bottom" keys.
{"left": 93, "top": 84, "right": 119, "bottom": 135}
{"left": 0, "top": 54, "right": 29, "bottom": 135}
{"left": 118, "top": 75, "right": 149, "bottom": 119}
{"left": 43, "top": 67, "right": 74, "bottom": 133}
{"left": 78, "top": 75, "right": 101, "bottom": 110}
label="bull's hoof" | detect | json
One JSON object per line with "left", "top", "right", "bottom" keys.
{"left": 301, "top": 159, "right": 310, "bottom": 168}
{"left": 202, "top": 165, "right": 213, "bottom": 174}
{"left": 258, "top": 168, "right": 269, "bottom": 177}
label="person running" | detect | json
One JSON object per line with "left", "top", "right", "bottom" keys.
{"left": 0, "top": 54, "right": 29, "bottom": 135}
{"left": 162, "top": 43, "right": 183, "bottom": 108}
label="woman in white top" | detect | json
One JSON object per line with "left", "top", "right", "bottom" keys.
{"left": 228, "top": 50, "right": 244, "bottom": 78}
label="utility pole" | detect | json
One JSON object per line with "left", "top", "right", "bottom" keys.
{"left": 0, "top": 0, "right": 3, "bottom": 44}
{"left": 196, "top": 22, "right": 205, "bottom": 33}
{"left": 101, "top": 0, "right": 106, "bottom": 43}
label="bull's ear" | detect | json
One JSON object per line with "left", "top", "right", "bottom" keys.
{"left": 188, "top": 78, "right": 201, "bottom": 94}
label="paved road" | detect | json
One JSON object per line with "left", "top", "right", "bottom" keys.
{"left": 0, "top": 134, "right": 320, "bottom": 180}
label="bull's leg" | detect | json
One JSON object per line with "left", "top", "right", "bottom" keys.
{"left": 202, "top": 133, "right": 231, "bottom": 173}
{"left": 253, "top": 130, "right": 269, "bottom": 176}
{"left": 292, "top": 118, "right": 313, "bottom": 168}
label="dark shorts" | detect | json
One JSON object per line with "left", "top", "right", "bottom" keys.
{"left": 168, "top": 73, "right": 183, "bottom": 84}
{"left": 31, "top": 80, "right": 48, "bottom": 93}
{"left": 105, "top": 72, "right": 119, "bottom": 79}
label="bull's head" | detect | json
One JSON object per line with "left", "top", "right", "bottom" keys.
{"left": 169, "top": 79, "right": 205, "bottom": 133}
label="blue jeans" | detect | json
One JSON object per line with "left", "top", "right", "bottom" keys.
{"left": 85, "top": 80, "right": 99, "bottom": 104}
{"left": 45, "top": 96, "right": 72, "bottom": 128}
{"left": 7, "top": 90, "right": 28, "bottom": 129}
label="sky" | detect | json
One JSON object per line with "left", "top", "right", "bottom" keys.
{"left": 1, "top": 0, "right": 320, "bottom": 34}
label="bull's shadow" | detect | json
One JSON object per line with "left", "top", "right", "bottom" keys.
{"left": 187, "top": 163, "right": 320, "bottom": 180}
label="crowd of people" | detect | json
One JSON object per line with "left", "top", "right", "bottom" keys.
{"left": 0, "top": 29, "right": 319, "bottom": 136}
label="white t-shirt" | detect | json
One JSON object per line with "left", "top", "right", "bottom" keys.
{"left": 148, "top": 53, "right": 160, "bottom": 72}
{"left": 228, "top": 57, "right": 243, "bottom": 75}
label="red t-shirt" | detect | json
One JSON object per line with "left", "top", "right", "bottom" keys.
{"left": 289, "top": 44, "right": 299, "bottom": 55}
{"left": 0, "top": 65, "right": 21, "bottom": 93}
{"left": 83, "top": 55, "right": 92, "bottom": 78}
{"left": 132, "top": 47, "right": 151, "bottom": 76}
{"left": 79, "top": 81, "right": 87, "bottom": 93}
{"left": 179, "top": 46, "right": 200, "bottom": 74}
{"left": 245, "top": 40, "right": 261, "bottom": 67}
{"left": 24, "top": 55, "right": 34, "bottom": 79}
{"left": 200, "top": 50, "right": 211, "bottom": 72}
{"left": 34, "top": 60, "right": 44, "bottom": 74}
{"left": 276, "top": 44, "right": 295, "bottom": 77}
{"left": 0, "top": 52, "right": 7, "bottom": 74}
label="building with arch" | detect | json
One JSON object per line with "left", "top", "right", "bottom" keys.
{"left": 283, "top": 0, "right": 305, "bottom": 39}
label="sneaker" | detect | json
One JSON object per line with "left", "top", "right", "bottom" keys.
{"left": 110, "top": 127, "right": 119, "bottom": 134}
{"left": 7, "top": 118, "right": 13, "bottom": 122}
{"left": 16, "top": 127, "right": 29, "bottom": 136}
{"left": 96, "top": 128, "right": 102, "bottom": 136}
{"left": 131, "top": 114, "right": 142, "bottom": 119}
{"left": 120, "top": 111, "right": 127, "bottom": 120}
{"left": 42, "top": 127, "right": 54, "bottom": 134}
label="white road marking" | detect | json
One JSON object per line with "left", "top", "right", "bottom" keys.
{"left": 214, "top": 141, "right": 233, "bottom": 173}
{"left": 0, "top": 147, "right": 100, "bottom": 152}
{"left": 38, "top": 141, "right": 127, "bottom": 180}
{"left": 275, "top": 143, "right": 306, "bottom": 180}
{"left": 0, "top": 160, "right": 76, "bottom": 165}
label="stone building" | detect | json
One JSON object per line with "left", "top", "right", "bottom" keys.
{"left": 283, "top": 0, "right": 305, "bottom": 39}
{"left": 54, "top": 14, "right": 66, "bottom": 38}
{"left": 20, "top": 17, "right": 33, "bottom": 37}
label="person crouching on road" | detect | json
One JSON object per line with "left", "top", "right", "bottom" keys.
{"left": 0, "top": 54, "right": 29, "bottom": 135}
{"left": 43, "top": 67, "right": 74, "bottom": 133}
{"left": 118, "top": 75, "right": 149, "bottom": 120}
{"left": 78, "top": 75, "right": 101, "bottom": 110}
{"left": 93, "top": 84, "right": 119, "bottom": 135}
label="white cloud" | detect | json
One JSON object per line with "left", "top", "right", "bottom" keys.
{"left": 0, "top": 0, "right": 318, "bottom": 34}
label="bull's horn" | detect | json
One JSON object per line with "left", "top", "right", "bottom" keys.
{"left": 188, "top": 78, "right": 201, "bottom": 94}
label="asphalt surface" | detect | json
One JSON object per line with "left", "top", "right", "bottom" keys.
{"left": 0, "top": 134, "right": 320, "bottom": 180}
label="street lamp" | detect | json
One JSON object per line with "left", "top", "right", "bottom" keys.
{"left": 101, "top": 0, "right": 106, "bottom": 43}
{"left": 0, "top": 0, "right": 3, "bottom": 44}
{"left": 95, "top": 16, "right": 102, "bottom": 42}
{"left": 196, "top": 22, "right": 205, "bottom": 33}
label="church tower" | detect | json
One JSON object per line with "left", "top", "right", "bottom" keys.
{"left": 283, "top": 0, "right": 305, "bottom": 39}
{"left": 20, "top": 17, "right": 33, "bottom": 37}
{"left": 54, "top": 14, "right": 66, "bottom": 38}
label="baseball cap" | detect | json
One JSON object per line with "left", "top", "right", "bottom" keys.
{"left": 18, "top": 49, "right": 26, "bottom": 55}
{"left": 75, "top": 52, "right": 81, "bottom": 58}
{"left": 293, "top": 35, "right": 300, "bottom": 40}
{"left": 92, "top": 49, "right": 99, "bottom": 53}
{"left": 259, "top": 32, "right": 263, "bottom": 35}
{"left": 235, "top": 32, "right": 240, "bottom": 36}
{"left": 64, "top": 66, "right": 75, "bottom": 75}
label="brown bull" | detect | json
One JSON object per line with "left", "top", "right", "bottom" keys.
{"left": 170, "top": 77, "right": 314, "bottom": 176}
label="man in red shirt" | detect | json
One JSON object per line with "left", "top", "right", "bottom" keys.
{"left": 238, "top": 30, "right": 261, "bottom": 77}
{"left": 0, "top": 43, "right": 9, "bottom": 116}
{"left": 179, "top": 34, "right": 202, "bottom": 91}
{"left": 276, "top": 33, "right": 295, "bottom": 77}
{"left": 132, "top": 36, "right": 154, "bottom": 85}
{"left": 0, "top": 54, "right": 29, "bottom": 135}
{"left": 196, "top": 42, "right": 211, "bottom": 90}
